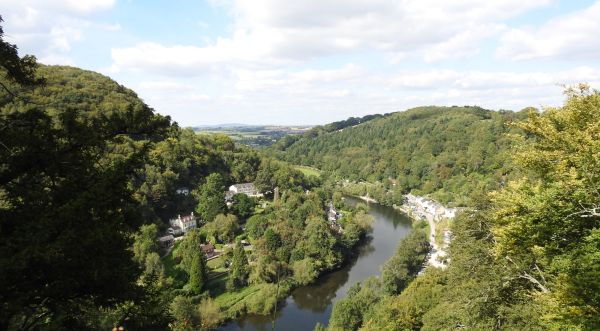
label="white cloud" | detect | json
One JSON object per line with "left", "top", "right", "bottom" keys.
{"left": 54, "top": 0, "right": 116, "bottom": 14}
{"left": 0, "top": 0, "right": 117, "bottom": 64}
{"left": 110, "top": 34, "right": 284, "bottom": 75}
{"left": 5, "top": 0, "right": 597, "bottom": 126}
{"left": 0, "top": 0, "right": 116, "bottom": 15}
{"left": 130, "top": 63, "right": 600, "bottom": 125}
{"left": 497, "top": 1, "right": 600, "bottom": 60}
{"left": 111, "top": 0, "right": 552, "bottom": 75}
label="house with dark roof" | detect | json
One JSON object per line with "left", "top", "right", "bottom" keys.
{"left": 200, "top": 243, "right": 216, "bottom": 258}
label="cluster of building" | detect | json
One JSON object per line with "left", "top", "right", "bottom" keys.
{"left": 158, "top": 182, "right": 263, "bottom": 250}
{"left": 403, "top": 194, "right": 457, "bottom": 222}
{"left": 225, "top": 183, "right": 262, "bottom": 202}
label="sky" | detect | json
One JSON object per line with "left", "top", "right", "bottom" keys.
{"left": 2, "top": 0, "right": 600, "bottom": 126}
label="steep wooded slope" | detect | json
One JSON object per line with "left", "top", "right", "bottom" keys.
{"left": 270, "top": 106, "right": 528, "bottom": 204}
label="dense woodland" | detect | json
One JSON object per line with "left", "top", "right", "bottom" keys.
{"left": 316, "top": 86, "right": 600, "bottom": 330}
{"left": 1, "top": 18, "right": 598, "bottom": 331}
{"left": 268, "top": 105, "right": 529, "bottom": 205}
{"left": 0, "top": 26, "right": 374, "bottom": 330}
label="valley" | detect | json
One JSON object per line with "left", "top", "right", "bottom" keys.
{"left": 1, "top": 11, "right": 598, "bottom": 330}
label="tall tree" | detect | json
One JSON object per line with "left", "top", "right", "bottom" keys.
{"left": 230, "top": 193, "right": 255, "bottom": 219}
{"left": 0, "top": 15, "right": 42, "bottom": 93}
{"left": 170, "top": 295, "right": 199, "bottom": 331}
{"left": 227, "top": 240, "right": 250, "bottom": 290}
{"left": 0, "top": 17, "right": 182, "bottom": 328}
{"left": 0, "top": 24, "right": 173, "bottom": 328}
{"left": 188, "top": 249, "right": 207, "bottom": 295}
{"left": 133, "top": 223, "right": 160, "bottom": 265}
{"left": 195, "top": 173, "right": 226, "bottom": 222}
{"left": 177, "top": 229, "right": 202, "bottom": 272}
{"left": 490, "top": 85, "right": 600, "bottom": 328}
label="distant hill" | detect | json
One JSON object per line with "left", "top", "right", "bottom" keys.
{"left": 268, "top": 106, "right": 529, "bottom": 205}
{"left": 194, "top": 124, "right": 313, "bottom": 147}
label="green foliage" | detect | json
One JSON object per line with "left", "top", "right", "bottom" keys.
{"left": 346, "top": 88, "right": 600, "bottom": 331}
{"left": 292, "top": 258, "right": 319, "bottom": 286}
{"left": 177, "top": 229, "right": 202, "bottom": 272}
{"left": 133, "top": 224, "right": 160, "bottom": 265}
{"left": 136, "top": 129, "right": 236, "bottom": 222}
{"left": 197, "top": 297, "right": 222, "bottom": 330}
{"left": 381, "top": 228, "right": 430, "bottom": 295}
{"left": 188, "top": 249, "right": 207, "bottom": 295}
{"left": 143, "top": 252, "right": 166, "bottom": 283}
{"left": 268, "top": 106, "right": 527, "bottom": 205}
{"left": 264, "top": 228, "right": 282, "bottom": 251}
{"left": 170, "top": 295, "right": 199, "bottom": 330}
{"left": 230, "top": 193, "right": 255, "bottom": 220}
{"left": 0, "top": 16, "right": 43, "bottom": 89}
{"left": 0, "top": 29, "right": 267, "bottom": 329}
{"left": 195, "top": 173, "right": 226, "bottom": 222}
{"left": 339, "top": 210, "right": 373, "bottom": 254}
{"left": 227, "top": 241, "right": 250, "bottom": 290}
{"left": 254, "top": 158, "right": 316, "bottom": 192}
{"left": 361, "top": 268, "right": 447, "bottom": 331}
{"left": 0, "top": 52, "right": 173, "bottom": 327}
{"left": 487, "top": 85, "right": 600, "bottom": 329}
{"left": 204, "top": 214, "right": 239, "bottom": 244}
{"left": 176, "top": 230, "right": 207, "bottom": 294}
{"left": 245, "top": 214, "right": 268, "bottom": 239}
{"left": 328, "top": 278, "right": 382, "bottom": 331}
{"left": 300, "top": 217, "right": 341, "bottom": 270}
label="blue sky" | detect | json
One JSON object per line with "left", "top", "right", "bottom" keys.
{"left": 2, "top": 0, "right": 600, "bottom": 126}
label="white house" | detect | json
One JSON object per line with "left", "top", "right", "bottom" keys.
{"left": 169, "top": 212, "right": 197, "bottom": 233}
{"left": 228, "top": 183, "right": 261, "bottom": 197}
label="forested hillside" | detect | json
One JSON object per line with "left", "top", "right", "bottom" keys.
{"left": 269, "top": 106, "right": 529, "bottom": 205}
{"left": 0, "top": 34, "right": 373, "bottom": 329}
{"left": 319, "top": 86, "right": 600, "bottom": 331}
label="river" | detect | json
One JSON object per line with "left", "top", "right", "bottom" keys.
{"left": 220, "top": 196, "right": 413, "bottom": 331}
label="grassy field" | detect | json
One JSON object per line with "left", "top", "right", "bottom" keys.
{"left": 207, "top": 255, "right": 226, "bottom": 270}
{"left": 213, "top": 282, "right": 262, "bottom": 306}
{"left": 294, "top": 165, "right": 322, "bottom": 177}
{"left": 194, "top": 125, "right": 312, "bottom": 148}
{"left": 162, "top": 241, "right": 188, "bottom": 288}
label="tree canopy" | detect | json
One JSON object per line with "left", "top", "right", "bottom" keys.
{"left": 268, "top": 106, "right": 528, "bottom": 205}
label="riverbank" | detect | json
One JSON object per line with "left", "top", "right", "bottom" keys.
{"left": 396, "top": 196, "right": 452, "bottom": 269}
{"left": 355, "top": 193, "right": 452, "bottom": 269}
{"left": 220, "top": 196, "right": 413, "bottom": 331}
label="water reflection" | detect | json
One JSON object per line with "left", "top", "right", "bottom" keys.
{"left": 220, "top": 196, "right": 412, "bottom": 331}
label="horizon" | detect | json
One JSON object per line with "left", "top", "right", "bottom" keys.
{"left": 2, "top": 0, "right": 600, "bottom": 126}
